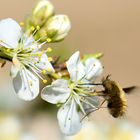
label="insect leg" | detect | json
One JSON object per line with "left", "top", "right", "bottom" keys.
{"left": 81, "top": 99, "right": 107, "bottom": 121}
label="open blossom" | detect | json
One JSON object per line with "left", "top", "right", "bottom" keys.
{"left": 41, "top": 51, "right": 103, "bottom": 135}
{"left": 0, "top": 18, "right": 54, "bottom": 101}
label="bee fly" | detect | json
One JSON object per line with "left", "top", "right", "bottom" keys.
{"left": 101, "top": 75, "right": 127, "bottom": 118}
{"left": 80, "top": 75, "right": 136, "bottom": 119}
{"left": 99, "top": 75, "right": 136, "bottom": 118}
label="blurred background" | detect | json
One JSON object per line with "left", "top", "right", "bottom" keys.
{"left": 0, "top": 0, "right": 140, "bottom": 140}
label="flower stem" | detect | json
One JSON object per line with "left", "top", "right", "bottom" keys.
{"left": 50, "top": 73, "right": 61, "bottom": 79}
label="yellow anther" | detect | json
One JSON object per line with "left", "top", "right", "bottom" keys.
{"left": 93, "top": 63, "right": 96, "bottom": 67}
{"left": 46, "top": 38, "right": 52, "bottom": 43}
{"left": 20, "top": 22, "right": 25, "bottom": 26}
{"left": 47, "top": 47, "right": 52, "bottom": 52}
{"left": 47, "top": 68, "right": 53, "bottom": 73}
{"left": 30, "top": 26, "right": 35, "bottom": 31}
{"left": 42, "top": 69, "right": 47, "bottom": 75}
{"left": 48, "top": 57, "right": 53, "bottom": 62}
{"left": 36, "top": 25, "right": 40, "bottom": 30}
{"left": 43, "top": 79, "right": 47, "bottom": 84}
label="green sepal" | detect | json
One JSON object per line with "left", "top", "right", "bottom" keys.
{"left": 82, "top": 52, "right": 104, "bottom": 63}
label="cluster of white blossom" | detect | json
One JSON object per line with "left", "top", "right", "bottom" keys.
{"left": 0, "top": 0, "right": 104, "bottom": 136}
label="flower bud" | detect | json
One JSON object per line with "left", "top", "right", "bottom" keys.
{"left": 37, "top": 15, "right": 71, "bottom": 42}
{"left": 32, "top": 0, "right": 54, "bottom": 26}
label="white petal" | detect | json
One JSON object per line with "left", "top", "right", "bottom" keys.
{"left": 57, "top": 99, "right": 82, "bottom": 135}
{"left": 13, "top": 68, "right": 39, "bottom": 101}
{"left": 41, "top": 79, "right": 71, "bottom": 104}
{"left": 10, "top": 56, "right": 22, "bottom": 78}
{"left": 10, "top": 64, "right": 20, "bottom": 78}
{"left": 84, "top": 58, "right": 103, "bottom": 82}
{"left": 23, "top": 35, "right": 38, "bottom": 50}
{"left": 0, "top": 18, "right": 22, "bottom": 48}
{"left": 66, "top": 51, "right": 85, "bottom": 82}
{"left": 35, "top": 53, "right": 55, "bottom": 73}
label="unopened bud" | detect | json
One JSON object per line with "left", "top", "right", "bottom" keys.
{"left": 37, "top": 15, "right": 71, "bottom": 42}
{"left": 32, "top": 0, "right": 54, "bottom": 26}
{"left": 46, "top": 15, "right": 71, "bottom": 42}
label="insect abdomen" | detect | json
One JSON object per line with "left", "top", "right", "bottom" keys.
{"left": 107, "top": 96, "right": 127, "bottom": 118}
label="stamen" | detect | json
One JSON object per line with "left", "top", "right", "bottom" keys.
{"left": 36, "top": 36, "right": 46, "bottom": 43}
{"left": 48, "top": 57, "right": 53, "bottom": 62}
{"left": 20, "top": 22, "right": 24, "bottom": 27}
{"left": 47, "top": 47, "right": 52, "bottom": 52}
{"left": 42, "top": 69, "right": 47, "bottom": 75}
{"left": 27, "top": 64, "right": 45, "bottom": 81}
{"left": 46, "top": 38, "right": 52, "bottom": 43}
{"left": 31, "top": 25, "right": 40, "bottom": 37}
{"left": 37, "top": 41, "right": 47, "bottom": 49}
{"left": 43, "top": 79, "right": 47, "bottom": 84}
{"left": 23, "top": 62, "right": 49, "bottom": 84}
{"left": 36, "top": 25, "right": 40, "bottom": 31}
{"left": 31, "top": 29, "right": 38, "bottom": 37}
{"left": 30, "top": 26, "right": 35, "bottom": 32}
{"left": 22, "top": 60, "right": 41, "bottom": 73}
{"left": 47, "top": 68, "right": 53, "bottom": 73}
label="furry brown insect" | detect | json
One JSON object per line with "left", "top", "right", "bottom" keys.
{"left": 102, "top": 75, "right": 127, "bottom": 118}
{"left": 80, "top": 76, "right": 137, "bottom": 120}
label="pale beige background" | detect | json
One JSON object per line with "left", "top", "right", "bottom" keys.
{"left": 0, "top": 0, "right": 140, "bottom": 139}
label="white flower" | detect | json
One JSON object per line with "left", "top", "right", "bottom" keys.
{"left": 0, "top": 18, "right": 54, "bottom": 101}
{"left": 41, "top": 51, "right": 103, "bottom": 135}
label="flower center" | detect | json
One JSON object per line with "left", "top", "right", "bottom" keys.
{"left": 69, "top": 83, "right": 75, "bottom": 90}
